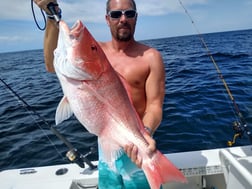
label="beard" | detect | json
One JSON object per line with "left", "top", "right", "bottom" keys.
{"left": 116, "top": 32, "right": 131, "bottom": 41}
{"left": 115, "top": 23, "right": 134, "bottom": 42}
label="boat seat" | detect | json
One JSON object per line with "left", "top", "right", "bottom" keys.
{"left": 219, "top": 149, "right": 252, "bottom": 189}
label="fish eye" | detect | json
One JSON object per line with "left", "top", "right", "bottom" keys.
{"left": 69, "top": 34, "right": 75, "bottom": 40}
{"left": 91, "top": 45, "right": 97, "bottom": 51}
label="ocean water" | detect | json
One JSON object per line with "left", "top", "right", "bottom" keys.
{"left": 0, "top": 29, "right": 252, "bottom": 171}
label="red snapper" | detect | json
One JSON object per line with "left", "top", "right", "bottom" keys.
{"left": 53, "top": 20, "right": 186, "bottom": 189}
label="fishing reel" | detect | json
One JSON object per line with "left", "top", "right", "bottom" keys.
{"left": 227, "top": 121, "right": 244, "bottom": 147}
{"left": 66, "top": 147, "right": 97, "bottom": 170}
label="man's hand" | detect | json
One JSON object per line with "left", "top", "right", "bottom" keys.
{"left": 33, "top": 0, "right": 58, "bottom": 14}
{"left": 124, "top": 133, "right": 156, "bottom": 168}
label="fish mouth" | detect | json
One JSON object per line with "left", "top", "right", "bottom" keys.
{"left": 70, "top": 20, "right": 84, "bottom": 38}
{"left": 59, "top": 20, "right": 84, "bottom": 41}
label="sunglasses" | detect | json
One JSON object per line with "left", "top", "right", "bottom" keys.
{"left": 108, "top": 10, "right": 137, "bottom": 19}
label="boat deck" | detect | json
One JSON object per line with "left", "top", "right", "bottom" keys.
{"left": 0, "top": 145, "right": 251, "bottom": 189}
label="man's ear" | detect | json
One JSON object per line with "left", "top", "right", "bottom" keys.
{"left": 105, "top": 15, "right": 110, "bottom": 26}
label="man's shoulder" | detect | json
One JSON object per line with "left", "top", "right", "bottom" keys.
{"left": 136, "top": 42, "right": 161, "bottom": 61}
{"left": 135, "top": 42, "right": 163, "bottom": 67}
{"left": 136, "top": 42, "right": 160, "bottom": 55}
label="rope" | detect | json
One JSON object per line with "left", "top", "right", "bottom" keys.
{"left": 31, "top": 0, "right": 46, "bottom": 30}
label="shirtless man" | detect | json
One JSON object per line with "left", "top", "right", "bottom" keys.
{"left": 33, "top": 0, "right": 165, "bottom": 188}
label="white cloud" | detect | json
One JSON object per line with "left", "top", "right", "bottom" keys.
{"left": 0, "top": 35, "right": 24, "bottom": 42}
{"left": 0, "top": 0, "right": 32, "bottom": 20}
{"left": 60, "top": 1, "right": 106, "bottom": 23}
{"left": 0, "top": 0, "right": 252, "bottom": 53}
{"left": 0, "top": 32, "right": 40, "bottom": 44}
{"left": 0, "top": 0, "right": 209, "bottom": 21}
{"left": 0, "top": 0, "right": 106, "bottom": 22}
{"left": 135, "top": 0, "right": 208, "bottom": 16}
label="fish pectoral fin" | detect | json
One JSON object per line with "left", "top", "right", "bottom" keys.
{"left": 55, "top": 96, "right": 73, "bottom": 125}
{"left": 116, "top": 72, "right": 133, "bottom": 104}
{"left": 98, "top": 138, "right": 123, "bottom": 165}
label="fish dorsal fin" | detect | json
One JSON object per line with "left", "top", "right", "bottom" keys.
{"left": 116, "top": 72, "right": 145, "bottom": 130}
{"left": 116, "top": 72, "right": 134, "bottom": 104}
{"left": 55, "top": 96, "right": 73, "bottom": 125}
{"left": 116, "top": 72, "right": 146, "bottom": 132}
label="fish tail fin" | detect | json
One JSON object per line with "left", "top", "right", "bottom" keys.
{"left": 142, "top": 150, "right": 187, "bottom": 189}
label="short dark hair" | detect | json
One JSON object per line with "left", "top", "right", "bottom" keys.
{"left": 106, "top": 0, "right": 137, "bottom": 13}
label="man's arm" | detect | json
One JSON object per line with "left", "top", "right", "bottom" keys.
{"left": 142, "top": 49, "right": 165, "bottom": 134}
{"left": 43, "top": 19, "right": 59, "bottom": 72}
{"left": 125, "top": 49, "right": 165, "bottom": 168}
{"left": 33, "top": 0, "right": 59, "bottom": 72}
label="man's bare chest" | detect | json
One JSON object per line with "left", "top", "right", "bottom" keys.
{"left": 110, "top": 58, "right": 149, "bottom": 89}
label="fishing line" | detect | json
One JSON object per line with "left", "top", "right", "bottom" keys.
{"left": 0, "top": 77, "right": 64, "bottom": 160}
{"left": 29, "top": 1, "right": 96, "bottom": 169}
{"left": 0, "top": 77, "right": 97, "bottom": 169}
{"left": 178, "top": 0, "right": 252, "bottom": 145}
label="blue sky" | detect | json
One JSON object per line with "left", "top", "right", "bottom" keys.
{"left": 1, "top": 0, "right": 252, "bottom": 53}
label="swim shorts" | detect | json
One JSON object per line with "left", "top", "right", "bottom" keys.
{"left": 98, "top": 147, "right": 150, "bottom": 189}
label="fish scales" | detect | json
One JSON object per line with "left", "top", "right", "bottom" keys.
{"left": 54, "top": 20, "right": 186, "bottom": 189}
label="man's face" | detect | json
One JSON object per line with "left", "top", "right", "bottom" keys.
{"left": 106, "top": 0, "right": 137, "bottom": 42}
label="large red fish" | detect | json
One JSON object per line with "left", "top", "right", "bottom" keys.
{"left": 54, "top": 20, "right": 186, "bottom": 189}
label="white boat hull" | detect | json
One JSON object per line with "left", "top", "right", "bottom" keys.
{"left": 1, "top": 145, "right": 251, "bottom": 189}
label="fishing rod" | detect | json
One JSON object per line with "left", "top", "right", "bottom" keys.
{"left": 29, "top": 1, "right": 96, "bottom": 169}
{"left": 0, "top": 77, "right": 97, "bottom": 170}
{"left": 178, "top": 0, "right": 252, "bottom": 146}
